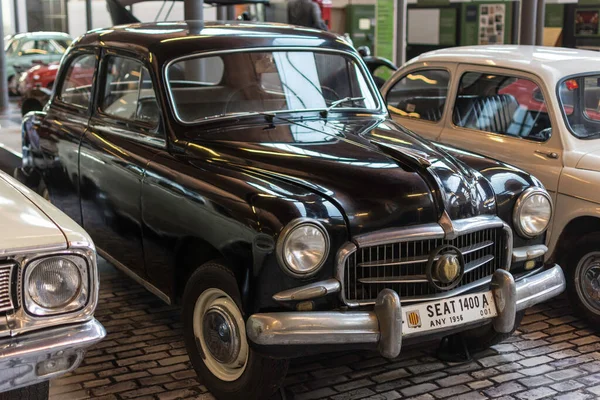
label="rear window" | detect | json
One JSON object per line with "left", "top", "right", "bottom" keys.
{"left": 558, "top": 74, "right": 600, "bottom": 139}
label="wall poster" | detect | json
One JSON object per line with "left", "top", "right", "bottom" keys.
{"left": 575, "top": 10, "right": 599, "bottom": 37}
{"left": 478, "top": 4, "right": 505, "bottom": 45}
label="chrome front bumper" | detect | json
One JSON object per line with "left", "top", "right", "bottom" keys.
{"left": 246, "top": 265, "right": 565, "bottom": 358}
{"left": 0, "top": 319, "right": 105, "bottom": 392}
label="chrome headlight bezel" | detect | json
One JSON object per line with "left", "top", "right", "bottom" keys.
{"left": 513, "top": 187, "right": 553, "bottom": 239}
{"left": 24, "top": 254, "right": 90, "bottom": 316}
{"left": 7, "top": 247, "right": 99, "bottom": 335}
{"left": 276, "top": 218, "right": 330, "bottom": 278}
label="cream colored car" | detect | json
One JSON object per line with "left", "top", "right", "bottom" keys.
{"left": 381, "top": 45, "right": 600, "bottom": 324}
{"left": 0, "top": 170, "right": 105, "bottom": 399}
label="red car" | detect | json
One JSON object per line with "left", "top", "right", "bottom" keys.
{"left": 19, "top": 59, "right": 94, "bottom": 115}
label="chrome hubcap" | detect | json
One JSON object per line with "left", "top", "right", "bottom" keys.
{"left": 193, "top": 288, "right": 249, "bottom": 381}
{"left": 576, "top": 252, "right": 600, "bottom": 315}
{"left": 202, "top": 305, "right": 240, "bottom": 364}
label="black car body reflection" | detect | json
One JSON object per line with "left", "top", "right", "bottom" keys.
{"left": 19, "top": 22, "right": 565, "bottom": 400}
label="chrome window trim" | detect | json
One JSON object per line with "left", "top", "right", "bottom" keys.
{"left": 7, "top": 247, "right": 99, "bottom": 335}
{"left": 163, "top": 47, "right": 386, "bottom": 126}
{"left": 512, "top": 187, "right": 553, "bottom": 239}
{"left": 336, "top": 215, "right": 513, "bottom": 307}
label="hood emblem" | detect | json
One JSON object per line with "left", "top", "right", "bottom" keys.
{"left": 426, "top": 245, "right": 465, "bottom": 291}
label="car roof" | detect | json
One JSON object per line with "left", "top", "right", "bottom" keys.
{"left": 75, "top": 21, "right": 356, "bottom": 63}
{"left": 12, "top": 31, "right": 72, "bottom": 40}
{"left": 407, "top": 45, "right": 600, "bottom": 85}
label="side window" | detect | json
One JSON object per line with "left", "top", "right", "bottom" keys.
{"left": 453, "top": 72, "right": 552, "bottom": 142}
{"left": 385, "top": 69, "right": 450, "bottom": 122}
{"left": 58, "top": 53, "right": 96, "bottom": 108}
{"left": 101, "top": 56, "right": 159, "bottom": 128}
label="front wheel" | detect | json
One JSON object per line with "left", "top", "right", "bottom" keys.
{"left": 566, "top": 235, "right": 600, "bottom": 324}
{"left": 182, "top": 261, "right": 289, "bottom": 400}
{"left": 0, "top": 382, "right": 49, "bottom": 400}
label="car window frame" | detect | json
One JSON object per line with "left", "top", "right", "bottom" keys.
{"left": 556, "top": 72, "right": 600, "bottom": 141}
{"left": 383, "top": 66, "right": 452, "bottom": 126}
{"left": 450, "top": 65, "right": 555, "bottom": 144}
{"left": 163, "top": 46, "right": 386, "bottom": 126}
{"left": 53, "top": 47, "right": 99, "bottom": 115}
{"left": 94, "top": 48, "right": 166, "bottom": 148}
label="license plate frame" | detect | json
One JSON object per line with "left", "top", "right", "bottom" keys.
{"left": 402, "top": 291, "right": 497, "bottom": 336}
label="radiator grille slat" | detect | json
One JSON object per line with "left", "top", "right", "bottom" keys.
{"left": 344, "top": 227, "right": 508, "bottom": 304}
{"left": 0, "top": 263, "right": 15, "bottom": 313}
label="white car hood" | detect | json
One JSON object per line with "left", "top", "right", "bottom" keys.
{"left": 577, "top": 149, "right": 600, "bottom": 172}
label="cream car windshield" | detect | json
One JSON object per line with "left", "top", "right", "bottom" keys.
{"left": 166, "top": 51, "right": 379, "bottom": 123}
{"left": 558, "top": 74, "right": 600, "bottom": 139}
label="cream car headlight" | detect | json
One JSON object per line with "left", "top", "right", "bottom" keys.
{"left": 25, "top": 255, "right": 89, "bottom": 316}
{"left": 277, "top": 219, "right": 329, "bottom": 277}
{"left": 513, "top": 187, "right": 552, "bottom": 238}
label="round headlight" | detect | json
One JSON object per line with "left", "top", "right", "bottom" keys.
{"left": 513, "top": 188, "right": 552, "bottom": 238}
{"left": 28, "top": 257, "right": 82, "bottom": 309}
{"left": 278, "top": 220, "right": 329, "bottom": 277}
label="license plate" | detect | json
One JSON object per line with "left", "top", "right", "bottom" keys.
{"left": 402, "top": 291, "right": 497, "bottom": 335}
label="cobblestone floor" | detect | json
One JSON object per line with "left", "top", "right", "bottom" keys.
{"left": 50, "top": 259, "right": 600, "bottom": 400}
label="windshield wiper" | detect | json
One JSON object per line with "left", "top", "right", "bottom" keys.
{"left": 320, "top": 96, "right": 366, "bottom": 118}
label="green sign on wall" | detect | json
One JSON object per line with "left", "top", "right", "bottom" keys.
{"left": 375, "top": 0, "right": 395, "bottom": 60}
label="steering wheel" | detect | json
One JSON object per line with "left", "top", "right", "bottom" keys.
{"left": 222, "top": 83, "right": 263, "bottom": 115}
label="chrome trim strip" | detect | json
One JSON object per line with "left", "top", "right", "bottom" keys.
{"left": 356, "top": 240, "right": 494, "bottom": 268}
{"left": 464, "top": 254, "right": 494, "bottom": 274}
{"left": 353, "top": 223, "right": 444, "bottom": 248}
{"left": 272, "top": 279, "right": 340, "bottom": 302}
{"left": 451, "top": 215, "right": 505, "bottom": 238}
{"left": 512, "top": 245, "right": 548, "bottom": 263}
{"left": 163, "top": 47, "right": 386, "bottom": 126}
{"left": 97, "top": 248, "right": 171, "bottom": 305}
{"left": 359, "top": 276, "right": 428, "bottom": 284}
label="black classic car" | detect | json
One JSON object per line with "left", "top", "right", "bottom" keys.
{"left": 19, "top": 22, "right": 566, "bottom": 399}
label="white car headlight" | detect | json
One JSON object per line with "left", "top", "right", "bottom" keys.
{"left": 513, "top": 187, "right": 552, "bottom": 238}
{"left": 25, "top": 255, "right": 89, "bottom": 316}
{"left": 277, "top": 219, "right": 329, "bottom": 277}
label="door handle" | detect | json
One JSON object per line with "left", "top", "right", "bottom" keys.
{"left": 535, "top": 150, "right": 559, "bottom": 159}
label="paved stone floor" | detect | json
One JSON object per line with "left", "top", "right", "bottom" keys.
{"left": 49, "top": 259, "right": 600, "bottom": 400}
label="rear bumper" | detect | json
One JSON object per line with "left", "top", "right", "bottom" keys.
{"left": 0, "top": 319, "right": 105, "bottom": 392}
{"left": 246, "top": 265, "right": 565, "bottom": 358}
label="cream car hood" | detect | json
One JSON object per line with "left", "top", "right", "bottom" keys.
{"left": 577, "top": 149, "right": 600, "bottom": 172}
{"left": 0, "top": 170, "right": 92, "bottom": 256}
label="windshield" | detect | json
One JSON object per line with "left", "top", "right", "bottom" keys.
{"left": 166, "top": 50, "right": 380, "bottom": 123}
{"left": 558, "top": 74, "right": 600, "bottom": 139}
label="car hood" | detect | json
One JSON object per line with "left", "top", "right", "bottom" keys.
{"left": 0, "top": 171, "right": 92, "bottom": 255}
{"left": 186, "top": 117, "right": 496, "bottom": 236}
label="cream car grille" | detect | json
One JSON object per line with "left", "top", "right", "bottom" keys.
{"left": 343, "top": 228, "right": 508, "bottom": 304}
{"left": 0, "top": 263, "right": 16, "bottom": 313}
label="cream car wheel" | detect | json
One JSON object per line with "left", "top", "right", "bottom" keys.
{"left": 193, "top": 288, "right": 249, "bottom": 381}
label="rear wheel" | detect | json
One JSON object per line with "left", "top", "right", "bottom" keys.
{"left": 182, "top": 261, "right": 289, "bottom": 400}
{"left": 7, "top": 75, "right": 18, "bottom": 96}
{"left": 0, "top": 382, "right": 49, "bottom": 400}
{"left": 566, "top": 234, "right": 600, "bottom": 324}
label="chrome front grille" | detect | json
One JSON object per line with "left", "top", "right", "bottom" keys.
{"left": 0, "top": 263, "right": 16, "bottom": 313}
{"left": 343, "top": 227, "right": 508, "bottom": 305}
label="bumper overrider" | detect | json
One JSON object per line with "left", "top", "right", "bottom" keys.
{"left": 0, "top": 319, "right": 105, "bottom": 392}
{"left": 246, "top": 265, "right": 565, "bottom": 358}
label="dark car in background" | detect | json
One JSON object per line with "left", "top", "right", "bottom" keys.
{"left": 19, "top": 22, "right": 566, "bottom": 400}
